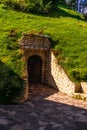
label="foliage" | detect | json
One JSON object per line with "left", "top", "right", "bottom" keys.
{"left": 1, "top": 0, "right": 25, "bottom": 11}
{"left": 69, "top": 69, "right": 87, "bottom": 82}
{"left": 0, "top": 2, "right": 87, "bottom": 99}
{"left": 72, "top": 93, "right": 85, "bottom": 100}
{"left": 0, "top": 61, "right": 23, "bottom": 104}
{"left": 1, "top": 0, "right": 66, "bottom": 14}
{"left": 83, "top": 14, "right": 87, "bottom": 20}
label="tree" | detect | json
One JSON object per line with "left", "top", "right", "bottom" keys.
{"left": 1, "top": 0, "right": 66, "bottom": 14}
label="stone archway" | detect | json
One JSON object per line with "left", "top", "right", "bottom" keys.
{"left": 28, "top": 55, "right": 42, "bottom": 83}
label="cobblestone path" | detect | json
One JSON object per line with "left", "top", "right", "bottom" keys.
{"left": 0, "top": 84, "right": 87, "bottom": 130}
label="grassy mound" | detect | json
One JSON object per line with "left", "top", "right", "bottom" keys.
{"left": 0, "top": 3, "right": 87, "bottom": 103}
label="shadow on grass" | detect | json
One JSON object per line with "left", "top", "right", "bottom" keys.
{"left": 57, "top": 7, "right": 83, "bottom": 20}
{"left": 0, "top": 60, "right": 24, "bottom": 105}
{"left": 2, "top": 4, "right": 84, "bottom": 21}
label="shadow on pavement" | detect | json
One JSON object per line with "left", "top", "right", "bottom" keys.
{"left": 0, "top": 83, "right": 87, "bottom": 130}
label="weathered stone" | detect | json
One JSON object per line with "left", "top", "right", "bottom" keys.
{"left": 30, "top": 112, "right": 37, "bottom": 117}
{"left": 39, "top": 127, "right": 45, "bottom": 130}
{"left": 0, "top": 118, "right": 10, "bottom": 125}
{"left": 10, "top": 125, "right": 25, "bottom": 130}
{"left": 81, "top": 82, "right": 87, "bottom": 93}
{"left": 72, "top": 93, "right": 87, "bottom": 101}
{"left": 25, "top": 101, "right": 35, "bottom": 107}
{"left": 8, "top": 111, "right": 16, "bottom": 116}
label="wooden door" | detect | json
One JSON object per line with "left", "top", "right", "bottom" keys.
{"left": 28, "top": 55, "right": 42, "bottom": 83}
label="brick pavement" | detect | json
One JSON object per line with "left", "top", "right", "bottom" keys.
{"left": 0, "top": 84, "right": 87, "bottom": 130}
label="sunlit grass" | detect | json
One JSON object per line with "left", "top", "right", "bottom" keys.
{"left": 0, "top": 4, "right": 87, "bottom": 82}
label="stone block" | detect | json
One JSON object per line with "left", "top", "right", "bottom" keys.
{"left": 81, "top": 82, "right": 87, "bottom": 93}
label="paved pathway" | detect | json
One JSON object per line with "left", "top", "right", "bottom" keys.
{"left": 0, "top": 84, "right": 87, "bottom": 130}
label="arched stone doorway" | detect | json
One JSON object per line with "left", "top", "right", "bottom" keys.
{"left": 28, "top": 55, "right": 42, "bottom": 83}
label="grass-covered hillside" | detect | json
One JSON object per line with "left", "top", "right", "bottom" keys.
{"left": 0, "top": 3, "right": 87, "bottom": 102}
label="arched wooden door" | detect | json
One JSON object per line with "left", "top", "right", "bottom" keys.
{"left": 28, "top": 55, "right": 42, "bottom": 83}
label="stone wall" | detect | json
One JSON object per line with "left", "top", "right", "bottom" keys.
{"left": 19, "top": 33, "right": 86, "bottom": 101}
{"left": 46, "top": 52, "right": 76, "bottom": 95}
{"left": 20, "top": 33, "right": 50, "bottom": 50}
{"left": 81, "top": 82, "right": 87, "bottom": 93}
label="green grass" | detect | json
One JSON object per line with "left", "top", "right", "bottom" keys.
{"left": 0, "top": 3, "right": 87, "bottom": 99}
